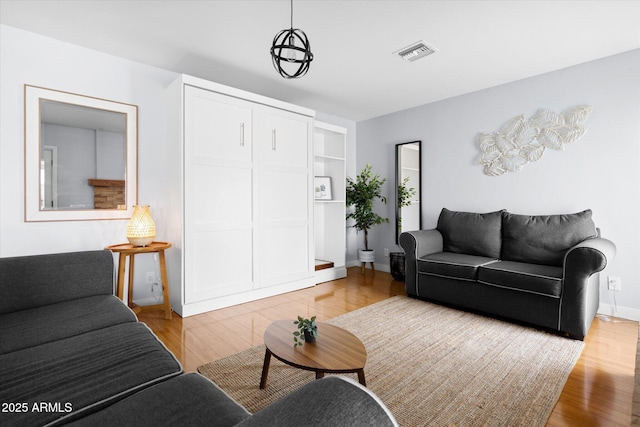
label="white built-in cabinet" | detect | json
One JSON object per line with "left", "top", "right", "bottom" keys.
{"left": 314, "top": 122, "right": 347, "bottom": 283}
{"left": 165, "top": 75, "right": 315, "bottom": 317}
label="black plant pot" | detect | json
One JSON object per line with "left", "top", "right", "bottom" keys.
{"left": 389, "top": 252, "right": 406, "bottom": 281}
{"left": 304, "top": 329, "right": 316, "bottom": 343}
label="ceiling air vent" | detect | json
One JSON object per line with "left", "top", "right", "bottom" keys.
{"left": 395, "top": 41, "right": 437, "bottom": 62}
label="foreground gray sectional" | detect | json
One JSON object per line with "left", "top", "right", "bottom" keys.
{"left": 0, "top": 250, "right": 397, "bottom": 426}
{"left": 400, "top": 208, "right": 616, "bottom": 340}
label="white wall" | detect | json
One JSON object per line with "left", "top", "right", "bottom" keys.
{"left": 3, "top": 24, "right": 638, "bottom": 318}
{"left": 0, "top": 25, "right": 357, "bottom": 306}
{"left": 0, "top": 25, "right": 178, "bottom": 302}
{"left": 356, "top": 49, "right": 640, "bottom": 319}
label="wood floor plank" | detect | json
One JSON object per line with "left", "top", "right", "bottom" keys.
{"left": 138, "top": 267, "right": 637, "bottom": 426}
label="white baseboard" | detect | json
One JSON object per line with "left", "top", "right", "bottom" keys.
{"left": 133, "top": 296, "right": 162, "bottom": 306}
{"left": 346, "top": 260, "right": 391, "bottom": 273}
{"left": 315, "top": 266, "right": 347, "bottom": 284}
{"left": 175, "top": 277, "right": 316, "bottom": 317}
{"left": 597, "top": 303, "right": 640, "bottom": 322}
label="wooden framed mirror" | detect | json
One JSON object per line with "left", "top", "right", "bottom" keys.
{"left": 395, "top": 140, "right": 421, "bottom": 243}
{"left": 24, "top": 85, "right": 137, "bottom": 221}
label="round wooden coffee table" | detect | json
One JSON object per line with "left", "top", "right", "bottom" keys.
{"left": 259, "top": 320, "right": 367, "bottom": 389}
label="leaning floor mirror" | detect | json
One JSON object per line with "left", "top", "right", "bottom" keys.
{"left": 24, "top": 85, "right": 137, "bottom": 221}
{"left": 395, "top": 141, "right": 422, "bottom": 243}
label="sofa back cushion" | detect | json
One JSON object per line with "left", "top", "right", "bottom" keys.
{"left": 501, "top": 210, "right": 597, "bottom": 266}
{"left": 436, "top": 208, "right": 503, "bottom": 258}
{"left": 0, "top": 250, "right": 114, "bottom": 314}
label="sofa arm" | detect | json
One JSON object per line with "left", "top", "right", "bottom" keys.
{"left": 0, "top": 250, "right": 114, "bottom": 315}
{"left": 560, "top": 237, "right": 616, "bottom": 339}
{"left": 399, "top": 230, "right": 443, "bottom": 296}
{"left": 235, "top": 376, "right": 397, "bottom": 427}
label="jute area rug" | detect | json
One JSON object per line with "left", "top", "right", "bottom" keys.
{"left": 198, "top": 296, "right": 584, "bottom": 427}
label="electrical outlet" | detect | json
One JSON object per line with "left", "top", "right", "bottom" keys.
{"left": 607, "top": 276, "right": 621, "bottom": 291}
{"left": 150, "top": 283, "right": 161, "bottom": 301}
{"left": 146, "top": 271, "right": 155, "bottom": 284}
{"left": 384, "top": 248, "right": 390, "bottom": 257}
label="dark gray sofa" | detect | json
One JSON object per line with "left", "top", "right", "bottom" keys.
{"left": 399, "top": 208, "right": 616, "bottom": 340}
{"left": 0, "top": 250, "right": 397, "bottom": 427}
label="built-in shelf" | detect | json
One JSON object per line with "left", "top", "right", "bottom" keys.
{"left": 315, "top": 154, "right": 345, "bottom": 162}
{"left": 314, "top": 121, "right": 347, "bottom": 284}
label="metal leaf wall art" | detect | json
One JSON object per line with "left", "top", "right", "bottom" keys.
{"left": 477, "top": 105, "right": 592, "bottom": 176}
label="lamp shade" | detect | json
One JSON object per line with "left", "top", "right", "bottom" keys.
{"left": 270, "top": 0, "right": 313, "bottom": 79}
{"left": 126, "top": 205, "right": 155, "bottom": 246}
{"left": 271, "top": 28, "right": 313, "bottom": 79}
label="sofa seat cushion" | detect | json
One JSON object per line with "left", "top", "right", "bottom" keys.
{"left": 0, "top": 322, "right": 182, "bottom": 427}
{"left": 478, "top": 261, "right": 563, "bottom": 297}
{"left": 436, "top": 208, "right": 503, "bottom": 258}
{"left": 501, "top": 210, "right": 597, "bottom": 267}
{"left": 0, "top": 295, "right": 137, "bottom": 355}
{"left": 66, "top": 373, "right": 251, "bottom": 427}
{"left": 418, "top": 252, "right": 499, "bottom": 281}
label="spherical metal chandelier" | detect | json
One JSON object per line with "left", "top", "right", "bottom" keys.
{"left": 270, "top": 0, "right": 313, "bottom": 79}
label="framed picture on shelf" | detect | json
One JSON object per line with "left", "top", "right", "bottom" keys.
{"left": 314, "top": 176, "right": 332, "bottom": 200}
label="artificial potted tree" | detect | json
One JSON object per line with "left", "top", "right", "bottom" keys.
{"left": 346, "top": 164, "right": 388, "bottom": 273}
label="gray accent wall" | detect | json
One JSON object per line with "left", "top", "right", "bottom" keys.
{"left": 356, "top": 49, "right": 640, "bottom": 317}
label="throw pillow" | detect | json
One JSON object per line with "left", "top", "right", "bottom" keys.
{"left": 501, "top": 209, "right": 597, "bottom": 267}
{"left": 436, "top": 208, "right": 503, "bottom": 258}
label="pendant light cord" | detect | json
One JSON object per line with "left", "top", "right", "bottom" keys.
{"left": 290, "top": 0, "right": 294, "bottom": 29}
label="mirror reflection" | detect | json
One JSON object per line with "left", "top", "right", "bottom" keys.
{"left": 40, "top": 100, "right": 126, "bottom": 210}
{"left": 25, "top": 85, "right": 137, "bottom": 222}
{"left": 396, "top": 141, "right": 421, "bottom": 243}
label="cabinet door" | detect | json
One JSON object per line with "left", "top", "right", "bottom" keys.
{"left": 256, "top": 107, "right": 313, "bottom": 287}
{"left": 186, "top": 86, "right": 253, "bottom": 163}
{"left": 183, "top": 87, "right": 255, "bottom": 303}
{"left": 259, "top": 107, "right": 309, "bottom": 170}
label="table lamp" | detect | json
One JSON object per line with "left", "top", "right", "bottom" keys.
{"left": 126, "top": 205, "right": 155, "bottom": 246}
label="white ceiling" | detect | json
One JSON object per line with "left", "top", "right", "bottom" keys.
{"left": 1, "top": 0, "right": 639, "bottom": 121}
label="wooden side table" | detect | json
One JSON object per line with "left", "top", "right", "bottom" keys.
{"left": 105, "top": 241, "right": 172, "bottom": 319}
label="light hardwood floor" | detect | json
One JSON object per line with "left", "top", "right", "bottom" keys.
{"left": 139, "top": 267, "right": 637, "bottom": 426}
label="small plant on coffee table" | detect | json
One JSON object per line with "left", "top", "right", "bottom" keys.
{"left": 293, "top": 315, "right": 318, "bottom": 347}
